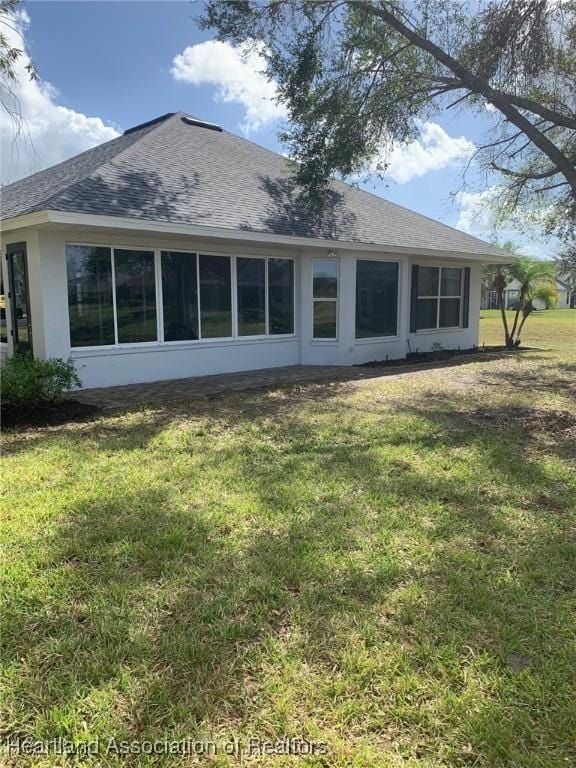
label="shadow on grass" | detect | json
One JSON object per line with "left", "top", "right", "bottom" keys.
{"left": 1, "top": 349, "right": 538, "bottom": 456}
{"left": 2, "top": 367, "right": 576, "bottom": 764}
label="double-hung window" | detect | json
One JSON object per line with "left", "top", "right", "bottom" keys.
{"left": 415, "top": 266, "right": 463, "bottom": 331}
{"left": 312, "top": 258, "right": 338, "bottom": 339}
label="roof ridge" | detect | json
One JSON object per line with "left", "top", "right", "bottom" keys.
{"left": 41, "top": 113, "right": 181, "bottom": 212}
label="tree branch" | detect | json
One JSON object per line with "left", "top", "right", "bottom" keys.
{"left": 491, "top": 164, "right": 561, "bottom": 180}
{"left": 356, "top": 0, "right": 576, "bottom": 195}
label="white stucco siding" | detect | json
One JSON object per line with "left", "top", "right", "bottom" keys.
{"left": 72, "top": 338, "right": 301, "bottom": 388}
{"left": 299, "top": 252, "right": 482, "bottom": 365}
{"left": 2, "top": 224, "right": 485, "bottom": 388}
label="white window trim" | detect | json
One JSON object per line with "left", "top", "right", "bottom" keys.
{"left": 415, "top": 266, "right": 464, "bottom": 332}
{"left": 66, "top": 242, "right": 297, "bottom": 351}
{"left": 354, "top": 257, "right": 401, "bottom": 342}
{"left": 312, "top": 257, "right": 339, "bottom": 341}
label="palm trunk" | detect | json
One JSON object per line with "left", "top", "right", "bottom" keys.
{"left": 494, "top": 270, "right": 512, "bottom": 348}
{"left": 500, "top": 303, "right": 513, "bottom": 348}
{"left": 509, "top": 283, "right": 528, "bottom": 345}
{"left": 514, "top": 301, "right": 534, "bottom": 347}
{"left": 509, "top": 306, "right": 522, "bottom": 346}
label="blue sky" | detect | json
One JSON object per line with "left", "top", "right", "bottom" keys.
{"left": 2, "top": 1, "right": 555, "bottom": 256}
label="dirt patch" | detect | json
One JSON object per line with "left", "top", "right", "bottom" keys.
{"left": 468, "top": 406, "right": 576, "bottom": 435}
{"left": 1, "top": 400, "right": 101, "bottom": 430}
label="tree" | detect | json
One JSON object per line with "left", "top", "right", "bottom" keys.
{"left": 0, "top": 0, "right": 36, "bottom": 135}
{"left": 201, "top": 1, "right": 575, "bottom": 245}
{"left": 532, "top": 281, "right": 559, "bottom": 310}
{"left": 554, "top": 248, "right": 576, "bottom": 289}
{"left": 490, "top": 255, "right": 556, "bottom": 348}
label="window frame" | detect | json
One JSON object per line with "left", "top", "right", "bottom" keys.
{"left": 354, "top": 257, "right": 401, "bottom": 342}
{"left": 66, "top": 242, "right": 296, "bottom": 350}
{"left": 311, "top": 257, "right": 339, "bottom": 342}
{"left": 415, "top": 265, "right": 464, "bottom": 332}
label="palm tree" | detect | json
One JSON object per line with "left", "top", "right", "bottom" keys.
{"left": 494, "top": 255, "right": 556, "bottom": 349}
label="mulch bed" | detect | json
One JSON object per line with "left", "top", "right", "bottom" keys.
{"left": 1, "top": 400, "right": 101, "bottom": 430}
{"left": 358, "top": 345, "right": 526, "bottom": 368}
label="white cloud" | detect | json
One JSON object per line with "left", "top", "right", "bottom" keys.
{"left": 0, "top": 10, "right": 119, "bottom": 184}
{"left": 171, "top": 40, "right": 286, "bottom": 132}
{"left": 171, "top": 41, "right": 472, "bottom": 178}
{"left": 385, "top": 122, "right": 475, "bottom": 183}
{"left": 456, "top": 186, "right": 556, "bottom": 257}
{"left": 456, "top": 187, "right": 503, "bottom": 235}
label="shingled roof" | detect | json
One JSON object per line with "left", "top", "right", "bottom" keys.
{"left": 1, "top": 111, "right": 502, "bottom": 257}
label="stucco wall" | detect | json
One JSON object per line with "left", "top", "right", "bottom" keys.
{"left": 1, "top": 226, "right": 483, "bottom": 388}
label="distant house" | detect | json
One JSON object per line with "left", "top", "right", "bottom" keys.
{"left": 1, "top": 112, "right": 508, "bottom": 389}
{"left": 482, "top": 276, "right": 572, "bottom": 310}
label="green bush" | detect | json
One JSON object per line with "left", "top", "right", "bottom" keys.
{"left": 1, "top": 353, "right": 81, "bottom": 410}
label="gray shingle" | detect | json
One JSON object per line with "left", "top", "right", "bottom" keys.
{"left": 1, "top": 112, "right": 502, "bottom": 257}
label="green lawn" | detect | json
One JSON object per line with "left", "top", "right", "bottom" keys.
{"left": 1, "top": 310, "right": 575, "bottom": 766}
{"left": 480, "top": 307, "right": 576, "bottom": 351}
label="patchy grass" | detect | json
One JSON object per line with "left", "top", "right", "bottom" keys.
{"left": 1, "top": 322, "right": 575, "bottom": 766}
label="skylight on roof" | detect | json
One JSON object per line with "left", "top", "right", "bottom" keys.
{"left": 181, "top": 116, "right": 222, "bottom": 132}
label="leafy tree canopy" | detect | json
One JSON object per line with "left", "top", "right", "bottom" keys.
{"left": 201, "top": 0, "right": 576, "bottom": 253}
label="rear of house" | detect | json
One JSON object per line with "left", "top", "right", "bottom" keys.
{"left": 0, "top": 112, "right": 507, "bottom": 389}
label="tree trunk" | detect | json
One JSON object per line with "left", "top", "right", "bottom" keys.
{"left": 494, "top": 271, "right": 512, "bottom": 348}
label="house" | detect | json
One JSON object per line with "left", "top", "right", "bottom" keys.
{"left": 0, "top": 112, "right": 508, "bottom": 389}
{"left": 483, "top": 276, "right": 573, "bottom": 310}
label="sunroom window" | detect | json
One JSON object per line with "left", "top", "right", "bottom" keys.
{"left": 67, "top": 246, "right": 295, "bottom": 346}
{"left": 161, "top": 251, "right": 199, "bottom": 342}
{"left": 114, "top": 249, "right": 157, "bottom": 343}
{"left": 67, "top": 245, "right": 115, "bottom": 347}
{"left": 237, "top": 257, "right": 266, "bottom": 336}
{"left": 199, "top": 254, "right": 232, "bottom": 339}
{"left": 268, "top": 258, "right": 294, "bottom": 335}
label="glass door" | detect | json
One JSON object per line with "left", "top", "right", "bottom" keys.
{"left": 6, "top": 242, "right": 33, "bottom": 353}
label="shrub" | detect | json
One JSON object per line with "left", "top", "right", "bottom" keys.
{"left": 1, "top": 353, "right": 81, "bottom": 410}
{"left": 532, "top": 282, "right": 559, "bottom": 310}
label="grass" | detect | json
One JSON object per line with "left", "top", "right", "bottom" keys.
{"left": 479, "top": 307, "right": 576, "bottom": 351}
{"left": 1, "top": 309, "right": 575, "bottom": 766}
